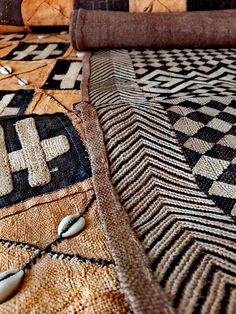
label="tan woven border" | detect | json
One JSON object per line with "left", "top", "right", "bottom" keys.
{"left": 75, "top": 53, "right": 174, "bottom": 314}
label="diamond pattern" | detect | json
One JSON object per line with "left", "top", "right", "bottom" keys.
{"left": 167, "top": 98, "right": 236, "bottom": 214}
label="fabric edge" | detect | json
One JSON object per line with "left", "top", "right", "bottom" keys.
{"left": 70, "top": 9, "right": 86, "bottom": 51}
{"left": 75, "top": 52, "right": 174, "bottom": 314}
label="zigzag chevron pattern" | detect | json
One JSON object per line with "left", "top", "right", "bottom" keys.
{"left": 89, "top": 49, "right": 236, "bottom": 313}
{"left": 89, "top": 50, "right": 146, "bottom": 104}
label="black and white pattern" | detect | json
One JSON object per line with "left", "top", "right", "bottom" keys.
{"left": 167, "top": 97, "right": 236, "bottom": 215}
{"left": 43, "top": 60, "right": 82, "bottom": 90}
{"left": 2, "top": 42, "right": 69, "bottom": 61}
{"left": 130, "top": 48, "right": 236, "bottom": 102}
{"left": 89, "top": 49, "right": 146, "bottom": 104}
{"left": 0, "top": 113, "right": 91, "bottom": 208}
{"left": 88, "top": 49, "right": 236, "bottom": 313}
{"left": 0, "top": 90, "right": 34, "bottom": 118}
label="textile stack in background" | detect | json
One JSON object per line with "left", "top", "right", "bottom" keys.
{"left": 0, "top": 1, "right": 236, "bottom": 313}
{"left": 1, "top": 0, "right": 236, "bottom": 31}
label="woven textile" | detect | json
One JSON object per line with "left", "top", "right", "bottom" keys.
{"left": 70, "top": 9, "right": 236, "bottom": 51}
{"left": 87, "top": 49, "right": 236, "bottom": 313}
{"left": 76, "top": 0, "right": 236, "bottom": 12}
{"left": 0, "top": 33, "right": 130, "bottom": 313}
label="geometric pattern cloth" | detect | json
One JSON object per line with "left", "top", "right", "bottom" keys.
{"left": 168, "top": 98, "right": 236, "bottom": 216}
{"left": 0, "top": 33, "right": 129, "bottom": 313}
{"left": 130, "top": 48, "right": 236, "bottom": 216}
{"left": 129, "top": 48, "right": 236, "bottom": 102}
{"left": 88, "top": 49, "right": 236, "bottom": 313}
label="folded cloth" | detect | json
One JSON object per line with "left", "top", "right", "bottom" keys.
{"left": 0, "top": 0, "right": 73, "bottom": 33}
{"left": 70, "top": 8, "right": 236, "bottom": 50}
{"left": 75, "top": 0, "right": 236, "bottom": 13}
{"left": 1, "top": 0, "right": 236, "bottom": 33}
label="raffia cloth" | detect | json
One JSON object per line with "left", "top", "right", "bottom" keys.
{"left": 70, "top": 8, "right": 236, "bottom": 50}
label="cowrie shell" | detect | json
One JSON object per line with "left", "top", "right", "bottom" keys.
{"left": 0, "top": 269, "right": 24, "bottom": 303}
{"left": 0, "top": 66, "right": 12, "bottom": 75}
{"left": 76, "top": 51, "right": 85, "bottom": 58}
{"left": 58, "top": 215, "right": 85, "bottom": 238}
{"left": 18, "top": 79, "right": 28, "bottom": 86}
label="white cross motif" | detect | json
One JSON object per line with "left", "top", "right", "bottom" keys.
{"left": 0, "top": 34, "right": 24, "bottom": 42}
{"left": 12, "top": 44, "right": 63, "bottom": 60}
{"left": 0, "top": 94, "right": 19, "bottom": 116}
{"left": 53, "top": 62, "right": 82, "bottom": 89}
{"left": 0, "top": 117, "right": 70, "bottom": 197}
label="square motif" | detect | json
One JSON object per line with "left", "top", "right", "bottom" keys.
{"left": 195, "top": 126, "right": 224, "bottom": 143}
{"left": 207, "top": 118, "right": 232, "bottom": 133}
{"left": 174, "top": 117, "right": 204, "bottom": 136}
{"left": 193, "top": 155, "right": 230, "bottom": 180}
{"left": 0, "top": 113, "right": 91, "bottom": 208}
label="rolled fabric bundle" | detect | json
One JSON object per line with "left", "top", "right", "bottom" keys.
{"left": 71, "top": 8, "right": 236, "bottom": 51}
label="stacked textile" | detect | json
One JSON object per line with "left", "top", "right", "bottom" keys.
{"left": 1, "top": 0, "right": 236, "bottom": 30}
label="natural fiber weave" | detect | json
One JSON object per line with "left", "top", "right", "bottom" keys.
{"left": 85, "top": 49, "right": 236, "bottom": 313}
{"left": 0, "top": 32, "right": 130, "bottom": 313}
{"left": 70, "top": 9, "right": 236, "bottom": 51}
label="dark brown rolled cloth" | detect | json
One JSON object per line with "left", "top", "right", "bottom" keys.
{"left": 70, "top": 8, "right": 236, "bottom": 50}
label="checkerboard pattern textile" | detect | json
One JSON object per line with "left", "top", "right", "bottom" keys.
{"left": 168, "top": 98, "right": 236, "bottom": 215}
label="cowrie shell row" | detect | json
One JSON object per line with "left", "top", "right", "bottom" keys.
{"left": 0, "top": 269, "right": 24, "bottom": 303}
{"left": 58, "top": 215, "right": 85, "bottom": 238}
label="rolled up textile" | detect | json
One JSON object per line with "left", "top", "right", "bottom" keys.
{"left": 71, "top": 9, "right": 236, "bottom": 50}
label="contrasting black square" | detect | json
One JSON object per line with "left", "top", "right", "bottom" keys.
{"left": 207, "top": 145, "right": 236, "bottom": 162}
{"left": 196, "top": 126, "right": 224, "bottom": 143}
{"left": 187, "top": 111, "right": 212, "bottom": 124}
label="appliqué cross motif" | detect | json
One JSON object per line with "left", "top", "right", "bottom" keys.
{"left": 0, "top": 117, "right": 70, "bottom": 197}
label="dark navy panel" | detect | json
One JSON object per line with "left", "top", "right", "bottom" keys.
{"left": 0, "top": 113, "right": 92, "bottom": 208}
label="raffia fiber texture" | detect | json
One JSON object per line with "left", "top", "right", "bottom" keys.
{"left": 0, "top": 32, "right": 130, "bottom": 313}
{"left": 70, "top": 9, "right": 236, "bottom": 51}
{"left": 85, "top": 48, "right": 236, "bottom": 313}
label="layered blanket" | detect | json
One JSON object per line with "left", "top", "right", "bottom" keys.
{"left": 0, "top": 11, "right": 236, "bottom": 314}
